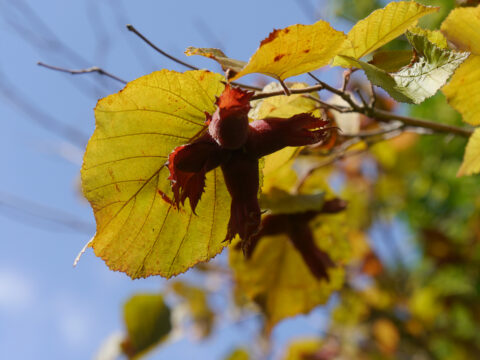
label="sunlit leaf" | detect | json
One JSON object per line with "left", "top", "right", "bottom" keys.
{"left": 441, "top": 5, "right": 480, "bottom": 125}
{"left": 224, "top": 348, "right": 250, "bottom": 360}
{"left": 81, "top": 70, "right": 232, "bottom": 279}
{"left": 334, "top": 1, "right": 438, "bottom": 66}
{"left": 340, "top": 31, "right": 469, "bottom": 104}
{"left": 121, "top": 294, "right": 171, "bottom": 359}
{"left": 442, "top": 56, "right": 480, "bottom": 126}
{"left": 227, "top": 20, "right": 347, "bottom": 81}
{"left": 457, "top": 128, "right": 480, "bottom": 176}
{"left": 282, "top": 339, "right": 322, "bottom": 360}
{"left": 440, "top": 5, "right": 480, "bottom": 55}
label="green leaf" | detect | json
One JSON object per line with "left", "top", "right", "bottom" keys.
{"left": 333, "top": 1, "right": 439, "bottom": 67}
{"left": 81, "top": 70, "right": 231, "bottom": 279}
{"left": 121, "top": 294, "right": 171, "bottom": 359}
{"left": 340, "top": 31, "right": 469, "bottom": 104}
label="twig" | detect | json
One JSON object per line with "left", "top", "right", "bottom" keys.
{"left": 308, "top": 72, "right": 361, "bottom": 111}
{"left": 296, "top": 125, "right": 406, "bottom": 191}
{"left": 251, "top": 84, "right": 323, "bottom": 100}
{"left": 304, "top": 95, "right": 351, "bottom": 113}
{"left": 126, "top": 24, "right": 199, "bottom": 70}
{"left": 372, "top": 109, "right": 473, "bottom": 138}
{"left": 278, "top": 78, "right": 291, "bottom": 96}
{"left": 354, "top": 88, "right": 368, "bottom": 108}
{"left": 126, "top": 24, "right": 262, "bottom": 91}
{"left": 37, "top": 62, "right": 127, "bottom": 84}
{"left": 341, "top": 68, "right": 357, "bottom": 92}
{"left": 369, "top": 83, "right": 377, "bottom": 109}
{"left": 252, "top": 78, "right": 473, "bottom": 138}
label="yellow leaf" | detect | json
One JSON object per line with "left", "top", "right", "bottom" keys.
{"left": 81, "top": 70, "right": 231, "bottom": 279}
{"left": 442, "top": 56, "right": 480, "bottom": 126}
{"left": 229, "top": 213, "right": 347, "bottom": 331}
{"left": 440, "top": 5, "right": 480, "bottom": 55}
{"left": 457, "top": 128, "right": 480, "bottom": 176}
{"left": 441, "top": 5, "right": 480, "bottom": 126}
{"left": 334, "top": 1, "right": 438, "bottom": 66}
{"left": 229, "top": 20, "right": 347, "bottom": 81}
{"left": 409, "top": 27, "right": 448, "bottom": 49}
{"left": 283, "top": 339, "right": 322, "bottom": 360}
{"left": 250, "top": 82, "right": 320, "bottom": 119}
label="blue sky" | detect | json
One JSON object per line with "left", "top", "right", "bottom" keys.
{"left": 0, "top": 0, "right": 352, "bottom": 359}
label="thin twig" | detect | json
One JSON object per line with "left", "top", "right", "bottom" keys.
{"left": 125, "top": 24, "right": 262, "bottom": 91}
{"left": 252, "top": 78, "right": 473, "bottom": 138}
{"left": 126, "top": 24, "right": 199, "bottom": 70}
{"left": 354, "top": 88, "right": 368, "bottom": 108}
{"left": 38, "top": 62, "right": 127, "bottom": 84}
{"left": 304, "top": 95, "right": 351, "bottom": 113}
{"left": 296, "top": 125, "right": 407, "bottom": 191}
{"left": 341, "top": 69, "right": 357, "bottom": 92}
{"left": 372, "top": 108, "right": 473, "bottom": 137}
{"left": 251, "top": 84, "right": 323, "bottom": 100}
{"left": 278, "top": 78, "right": 291, "bottom": 96}
{"left": 308, "top": 72, "right": 361, "bottom": 111}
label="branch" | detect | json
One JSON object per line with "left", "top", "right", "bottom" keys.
{"left": 251, "top": 84, "right": 323, "bottom": 100}
{"left": 251, "top": 77, "right": 473, "bottom": 138}
{"left": 38, "top": 62, "right": 127, "bottom": 84}
{"left": 372, "top": 109, "right": 473, "bottom": 137}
